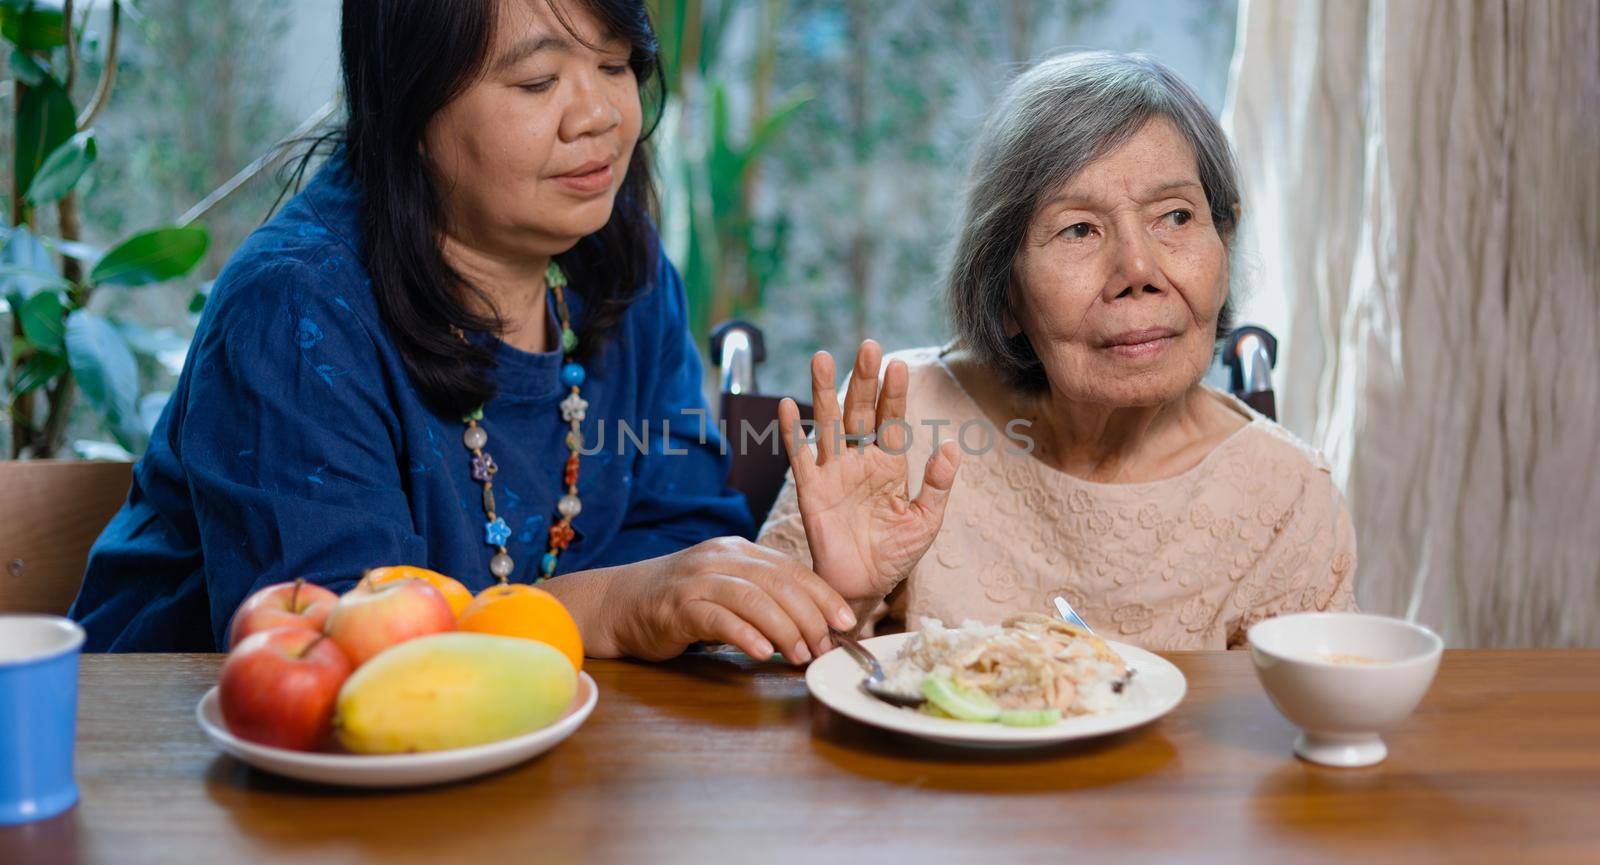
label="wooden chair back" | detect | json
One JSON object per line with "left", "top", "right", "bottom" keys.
{"left": 0, "top": 460, "right": 132, "bottom": 615}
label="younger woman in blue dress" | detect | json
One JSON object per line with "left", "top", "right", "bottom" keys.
{"left": 71, "top": 0, "right": 855, "bottom": 659}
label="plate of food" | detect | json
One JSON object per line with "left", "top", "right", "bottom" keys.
{"left": 197, "top": 670, "right": 597, "bottom": 788}
{"left": 806, "top": 614, "right": 1186, "bottom": 748}
{"left": 196, "top": 570, "right": 598, "bottom": 787}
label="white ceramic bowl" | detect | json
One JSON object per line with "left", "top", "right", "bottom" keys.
{"left": 1248, "top": 613, "right": 1442, "bottom": 767}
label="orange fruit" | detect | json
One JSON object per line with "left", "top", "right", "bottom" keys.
{"left": 363, "top": 566, "right": 474, "bottom": 618}
{"left": 456, "top": 584, "right": 583, "bottom": 672}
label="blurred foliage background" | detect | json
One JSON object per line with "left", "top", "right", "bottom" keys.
{"left": 656, "top": 0, "right": 1235, "bottom": 397}
{"left": 2, "top": 0, "right": 1235, "bottom": 460}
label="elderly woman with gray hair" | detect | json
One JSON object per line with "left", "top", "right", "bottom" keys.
{"left": 758, "top": 51, "right": 1356, "bottom": 650}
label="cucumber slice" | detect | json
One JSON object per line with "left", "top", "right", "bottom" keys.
{"left": 998, "top": 708, "right": 1061, "bottom": 727}
{"left": 920, "top": 676, "right": 1001, "bottom": 722}
{"left": 918, "top": 702, "right": 956, "bottom": 719}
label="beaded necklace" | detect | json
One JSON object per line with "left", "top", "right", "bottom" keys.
{"left": 455, "top": 262, "right": 588, "bottom": 584}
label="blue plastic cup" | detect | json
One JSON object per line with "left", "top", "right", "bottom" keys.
{"left": 0, "top": 615, "right": 85, "bottom": 826}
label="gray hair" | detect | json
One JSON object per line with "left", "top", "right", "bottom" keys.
{"left": 946, "top": 51, "right": 1241, "bottom": 391}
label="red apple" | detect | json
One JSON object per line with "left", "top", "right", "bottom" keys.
{"left": 325, "top": 577, "right": 455, "bottom": 667}
{"left": 227, "top": 578, "right": 340, "bottom": 649}
{"left": 219, "top": 626, "right": 352, "bottom": 750}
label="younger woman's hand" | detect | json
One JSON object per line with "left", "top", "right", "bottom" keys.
{"left": 597, "top": 537, "right": 857, "bottom": 663}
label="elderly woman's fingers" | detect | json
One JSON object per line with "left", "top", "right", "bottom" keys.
{"left": 840, "top": 340, "right": 882, "bottom": 444}
{"left": 913, "top": 439, "right": 962, "bottom": 521}
{"left": 874, "top": 358, "right": 910, "bottom": 451}
{"left": 777, "top": 397, "right": 818, "bottom": 482}
{"left": 809, "top": 351, "right": 842, "bottom": 462}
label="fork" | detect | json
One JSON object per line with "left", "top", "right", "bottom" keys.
{"left": 1053, "top": 596, "right": 1136, "bottom": 692}
{"left": 1052, "top": 595, "right": 1094, "bottom": 633}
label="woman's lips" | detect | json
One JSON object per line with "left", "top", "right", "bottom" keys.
{"left": 1101, "top": 328, "right": 1178, "bottom": 359}
{"left": 551, "top": 162, "right": 614, "bottom": 196}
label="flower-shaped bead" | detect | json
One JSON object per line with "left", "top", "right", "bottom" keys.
{"left": 471, "top": 452, "right": 497, "bottom": 482}
{"left": 484, "top": 517, "right": 512, "bottom": 547}
{"left": 548, "top": 521, "right": 575, "bottom": 550}
{"left": 560, "top": 392, "right": 588, "bottom": 423}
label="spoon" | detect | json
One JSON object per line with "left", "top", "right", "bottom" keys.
{"left": 829, "top": 627, "right": 925, "bottom": 709}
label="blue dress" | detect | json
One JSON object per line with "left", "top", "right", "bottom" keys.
{"left": 69, "top": 160, "right": 752, "bottom": 651}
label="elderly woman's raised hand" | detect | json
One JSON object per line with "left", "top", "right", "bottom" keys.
{"left": 777, "top": 341, "right": 962, "bottom": 605}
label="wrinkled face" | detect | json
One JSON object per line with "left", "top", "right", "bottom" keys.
{"left": 1010, "top": 117, "right": 1228, "bottom": 407}
{"left": 423, "top": 0, "right": 643, "bottom": 258}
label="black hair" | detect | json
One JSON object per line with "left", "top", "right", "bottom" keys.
{"left": 331, "top": 0, "right": 664, "bottom": 416}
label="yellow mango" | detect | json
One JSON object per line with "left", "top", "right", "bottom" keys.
{"left": 333, "top": 632, "right": 577, "bottom": 754}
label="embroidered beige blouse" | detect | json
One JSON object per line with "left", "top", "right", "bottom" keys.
{"left": 756, "top": 347, "right": 1357, "bottom": 650}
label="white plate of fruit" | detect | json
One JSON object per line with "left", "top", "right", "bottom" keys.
{"left": 198, "top": 568, "right": 597, "bottom": 788}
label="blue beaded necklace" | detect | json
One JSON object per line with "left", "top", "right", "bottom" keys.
{"left": 457, "top": 262, "right": 587, "bottom": 584}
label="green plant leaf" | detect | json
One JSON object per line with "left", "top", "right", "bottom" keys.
{"left": 138, "top": 390, "right": 171, "bottom": 435}
{"left": 648, "top": 0, "right": 690, "bottom": 92}
{"left": 11, "top": 347, "right": 65, "bottom": 398}
{"left": 71, "top": 439, "right": 135, "bottom": 462}
{"left": 89, "top": 225, "right": 210, "bottom": 287}
{"left": 706, "top": 82, "right": 746, "bottom": 221}
{"left": 18, "top": 288, "right": 64, "bottom": 351}
{"left": 23, "top": 129, "right": 95, "bottom": 206}
{"left": 43, "top": 235, "right": 104, "bottom": 264}
{"left": 7, "top": 47, "right": 50, "bottom": 85}
{"left": 0, "top": 265, "right": 68, "bottom": 297}
{"left": 699, "top": 0, "right": 734, "bottom": 76}
{"left": 116, "top": 320, "right": 188, "bottom": 374}
{"left": 1, "top": 224, "right": 51, "bottom": 268}
{"left": 0, "top": 225, "right": 61, "bottom": 297}
{"left": 65, "top": 310, "right": 147, "bottom": 452}
{"left": 187, "top": 289, "right": 208, "bottom": 314}
{"left": 748, "top": 90, "right": 814, "bottom": 160}
{"left": 0, "top": 1, "right": 66, "bottom": 51}
{"left": 14, "top": 77, "right": 76, "bottom": 199}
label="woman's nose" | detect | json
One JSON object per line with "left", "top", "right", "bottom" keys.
{"left": 559, "top": 74, "right": 622, "bottom": 142}
{"left": 1101, "top": 227, "right": 1166, "bottom": 302}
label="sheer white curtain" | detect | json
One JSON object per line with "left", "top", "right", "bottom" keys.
{"left": 1224, "top": 0, "right": 1600, "bottom": 647}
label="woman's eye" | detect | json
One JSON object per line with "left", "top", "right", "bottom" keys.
{"left": 601, "top": 63, "right": 631, "bottom": 76}
{"left": 1164, "top": 209, "right": 1193, "bottom": 227}
{"left": 1062, "top": 222, "right": 1093, "bottom": 240}
{"left": 519, "top": 78, "right": 557, "bottom": 94}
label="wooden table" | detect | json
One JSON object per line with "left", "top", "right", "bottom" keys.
{"left": 3, "top": 651, "right": 1597, "bottom": 865}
